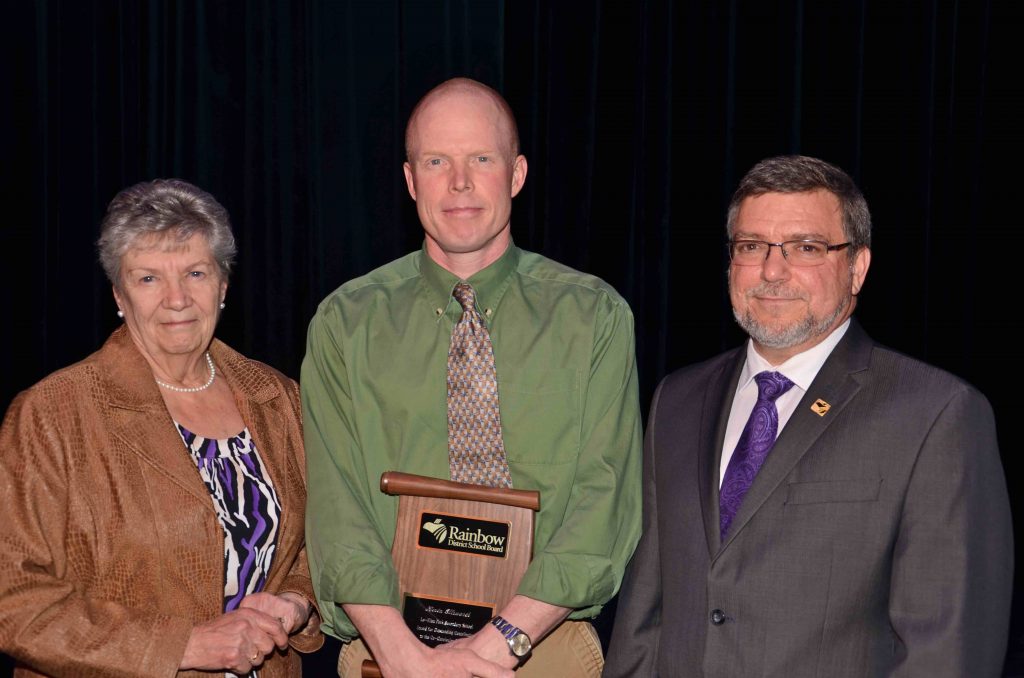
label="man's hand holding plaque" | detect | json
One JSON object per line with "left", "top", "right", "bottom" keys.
{"left": 359, "top": 472, "right": 541, "bottom": 676}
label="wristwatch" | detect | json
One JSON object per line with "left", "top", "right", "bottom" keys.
{"left": 490, "top": 615, "right": 532, "bottom": 660}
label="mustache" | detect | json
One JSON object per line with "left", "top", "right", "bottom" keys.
{"left": 744, "top": 283, "right": 807, "bottom": 301}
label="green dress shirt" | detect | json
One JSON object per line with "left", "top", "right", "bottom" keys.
{"left": 302, "top": 244, "right": 642, "bottom": 641}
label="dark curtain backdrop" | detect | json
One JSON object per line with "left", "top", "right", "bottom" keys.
{"left": 2, "top": 1, "right": 1021, "bottom": 675}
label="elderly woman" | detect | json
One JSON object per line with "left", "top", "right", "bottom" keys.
{"left": 0, "top": 179, "right": 322, "bottom": 677}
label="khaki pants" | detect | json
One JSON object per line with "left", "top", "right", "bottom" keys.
{"left": 337, "top": 620, "right": 603, "bottom": 677}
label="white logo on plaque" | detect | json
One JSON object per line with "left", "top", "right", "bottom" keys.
{"left": 422, "top": 518, "right": 449, "bottom": 544}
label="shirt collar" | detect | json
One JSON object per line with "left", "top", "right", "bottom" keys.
{"left": 417, "top": 241, "right": 520, "bottom": 320}
{"left": 739, "top": 319, "right": 852, "bottom": 393}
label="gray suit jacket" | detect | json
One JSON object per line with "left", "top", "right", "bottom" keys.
{"left": 604, "top": 321, "right": 1012, "bottom": 677}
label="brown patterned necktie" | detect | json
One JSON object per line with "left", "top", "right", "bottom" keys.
{"left": 447, "top": 282, "right": 513, "bottom": 488}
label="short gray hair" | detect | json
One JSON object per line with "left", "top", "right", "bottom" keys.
{"left": 97, "top": 179, "right": 237, "bottom": 287}
{"left": 726, "top": 155, "right": 871, "bottom": 252}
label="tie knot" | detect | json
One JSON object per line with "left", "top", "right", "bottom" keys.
{"left": 754, "top": 370, "right": 795, "bottom": 402}
{"left": 452, "top": 283, "right": 477, "bottom": 311}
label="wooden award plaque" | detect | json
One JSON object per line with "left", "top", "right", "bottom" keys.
{"left": 360, "top": 471, "right": 540, "bottom": 677}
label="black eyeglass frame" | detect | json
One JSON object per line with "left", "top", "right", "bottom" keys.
{"left": 727, "top": 239, "right": 852, "bottom": 266}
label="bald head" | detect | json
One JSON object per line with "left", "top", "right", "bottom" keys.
{"left": 405, "top": 78, "right": 520, "bottom": 161}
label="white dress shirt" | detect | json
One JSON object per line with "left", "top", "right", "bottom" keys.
{"left": 719, "top": 319, "right": 851, "bottom": 487}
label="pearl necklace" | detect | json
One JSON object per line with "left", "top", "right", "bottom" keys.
{"left": 154, "top": 352, "right": 216, "bottom": 393}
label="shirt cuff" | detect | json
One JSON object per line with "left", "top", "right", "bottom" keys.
{"left": 318, "top": 555, "right": 401, "bottom": 640}
{"left": 515, "top": 551, "right": 616, "bottom": 618}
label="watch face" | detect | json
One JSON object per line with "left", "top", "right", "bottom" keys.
{"left": 509, "top": 632, "right": 532, "bottom": 657}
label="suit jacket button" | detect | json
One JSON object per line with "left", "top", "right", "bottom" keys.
{"left": 710, "top": 609, "right": 727, "bottom": 625}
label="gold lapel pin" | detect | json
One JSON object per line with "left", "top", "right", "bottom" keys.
{"left": 810, "top": 399, "right": 831, "bottom": 416}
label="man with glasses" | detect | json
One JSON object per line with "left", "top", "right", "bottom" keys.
{"left": 605, "top": 155, "right": 1012, "bottom": 677}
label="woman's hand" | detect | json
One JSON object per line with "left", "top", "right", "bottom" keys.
{"left": 179, "top": 607, "right": 289, "bottom": 673}
{"left": 239, "top": 591, "right": 312, "bottom": 634}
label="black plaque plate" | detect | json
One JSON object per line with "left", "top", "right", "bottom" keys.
{"left": 402, "top": 594, "right": 494, "bottom": 647}
{"left": 417, "top": 511, "right": 510, "bottom": 558}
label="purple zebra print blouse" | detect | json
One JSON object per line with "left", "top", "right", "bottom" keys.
{"left": 175, "top": 423, "right": 282, "bottom": 677}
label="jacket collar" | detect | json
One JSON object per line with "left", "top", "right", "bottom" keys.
{"left": 99, "top": 326, "right": 282, "bottom": 410}
{"left": 96, "top": 326, "right": 285, "bottom": 506}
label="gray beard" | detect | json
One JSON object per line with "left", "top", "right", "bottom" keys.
{"left": 733, "top": 291, "right": 850, "bottom": 349}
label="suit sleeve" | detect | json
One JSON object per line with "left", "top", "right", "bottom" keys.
{"left": 302, "top": 305, "right": 400, "bottom": 641}
{"left": 0, "top": 388, "right": 191, "bottom": 677}
{"left": 515, "top": 294, "right": 643, "bottom": 614}
{"left": 888, "top": 386, "right": 1012, "bottom": 677}
{"left": 603, "top": 380, "right": 664, "bottom": 677}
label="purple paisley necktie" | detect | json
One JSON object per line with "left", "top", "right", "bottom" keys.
{"left": 719, "top": 370, "right": 795, "bottom": 541}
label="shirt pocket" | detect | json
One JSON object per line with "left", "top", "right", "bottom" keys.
{"left": 499, "top": 367, "right": 581, "bottom": 464}
{"left": 784, "top": 478, "right": 883, "bottom": 505}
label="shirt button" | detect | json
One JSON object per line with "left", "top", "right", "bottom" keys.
{"left": 710, "top": 609, "right": 727, "bottom": 626}
{"left": 484, "top": 308, "right": 493, "bottom": 317}
{"left": 435, "top": 308, "right": 444, "bottom": 316}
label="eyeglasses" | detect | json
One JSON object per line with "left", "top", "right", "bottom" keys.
{"left": 728, "top": 239, "right": 852, "bottom": 267}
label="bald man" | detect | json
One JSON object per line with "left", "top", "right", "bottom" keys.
{"left": 302, "top": 78, "right": 642, "bottom": 677}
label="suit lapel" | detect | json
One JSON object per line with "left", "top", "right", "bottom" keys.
{"left": 717, "top": 321, "right": 874, "bottom": 553}
{"left": 98, "top": 329, "right": 289, "bottom": 514}
{"left": 100, "top": 328, "right": 213, "bottom": 505}
{"left": 699, "top": 350, "right": 746, "bottom": 556}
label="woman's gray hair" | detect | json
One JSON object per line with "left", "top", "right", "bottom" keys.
{"left": 97, "top": 179, "right": 237, "bottom": 287}
{"left": 726, "top": 155, "right": 872, "bottom": 252}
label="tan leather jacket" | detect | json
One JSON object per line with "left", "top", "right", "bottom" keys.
{"left": 0, "top": 327, "right": 323, "bottom": 677}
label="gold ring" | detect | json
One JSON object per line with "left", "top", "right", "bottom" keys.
{"left": 250, "top": 652, "right": 259, "bottom": 663}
